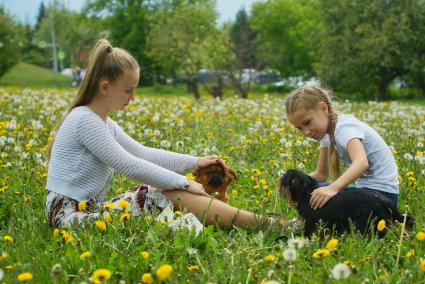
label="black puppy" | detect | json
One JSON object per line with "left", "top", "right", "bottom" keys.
{"left": 279, "top": 169, "right": 414, "bottom": 238}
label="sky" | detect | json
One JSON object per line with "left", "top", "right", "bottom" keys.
{"left": 2, "top": 0, "right": 260, "bottom": 26}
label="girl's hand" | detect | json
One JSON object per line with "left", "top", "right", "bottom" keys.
{"left": 310, "top": 186, "right": 339, "bottom": 210}
{"left": 185, "top": 180, "right": 211, "bottom": 197}
{"left": 197, "top": 155, "right": 221, "bottom": 168}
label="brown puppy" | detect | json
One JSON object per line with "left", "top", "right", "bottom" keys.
{"left": 195, "top": 163, "right": 236, "bottom": 202}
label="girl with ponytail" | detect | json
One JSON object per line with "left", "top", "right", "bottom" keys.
{"left": 46, "top": 39, "right": 279, "bottom": 230}
{"left": 285, "top": 85, "right": 399, "bottom": 209}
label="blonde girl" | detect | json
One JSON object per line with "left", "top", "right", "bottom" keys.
{"left": 46, "top": 39, "right": 275, "bottom": 229}
{"left": 285, "top": 85, "right": 399, "bottom": 209}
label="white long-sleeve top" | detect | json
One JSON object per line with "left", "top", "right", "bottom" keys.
{"left": 47, "top": 106, "right": 199, "bottom": 202}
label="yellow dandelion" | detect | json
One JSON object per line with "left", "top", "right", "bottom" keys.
{"left": 53, "top": 228, "right": 60, "bottom": 237}
{"left": 3, "top": 235, "right": 13, "bottom": 244}
{"left": 377, "top": 220, "right": 386, "bottom": 232}
{"left": 141, "top": 273, "right": 153, "bottom": 284}
{"left": 231, "top": 189, "right": 238, "bottom": 197}
{"left": 119, "top": 212, "right": 130, "bottom": 223}
{"left": 174, "top": 211, "right": 183, "bottom": 217}
{"left": 78, "top": 201, "right": 87, "bottom": 211}
{"left": 406, "top": 249, "right": 415, "bottom": 258}
{"left": 313, "top": 249, "right": 330, "bottom": 258}
{"left": 406, "top": 171, "right": 414, "bottom": 177}
{"left": 263, "top": 255, "right": 276, "bottom": 263}
{"left": 156, "top": 264, "right": 173, "bottom": 281}
{"left": 95, "top": 220, "right": 107, "bottom": 231}
{"left": 0, "top": 252, "right": 9, "bottom": 261}
{"left": 416, "top": 232, "right": 425, "bottom": 241}
{"left": 326, "top": 238, "right": 339, "bottom": 249}
{"left": 62, "top": 232, "right": 73, "bottom": 244}
{"left": 141, "top": 251, "right": 149, "bottom": 260}
{"left": 103, "top": 203, "right": 115, "bottom": 210}
{"left": 17, "top": 272, "right": 33, "bottom": 282}
{"left": 92, "top": 268, "right": 112, "bottom": 282}
{"left": 118, "top": 200, "right": 129, "bottom": 209}
{"left": 104, "top": 213, "right": 113, "bottom": 223}
{"left": 186, "top": 172, "right": 195, "bottom": 181}
{"left": 187, "top": 264, "right": 199, "bottom": 271}
{"left": 420, "top": 259, "right": 425, "bottom": 272}
{"left": 80, "top": 251, "right": 91, "bottom": 259}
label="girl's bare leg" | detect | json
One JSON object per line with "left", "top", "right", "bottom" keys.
{"left": 162, "top": 190, "right": 272, "bottom": 229}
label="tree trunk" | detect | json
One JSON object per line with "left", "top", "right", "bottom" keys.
{"left": 229, "top": 72, "right": 248, "bottom": 99}
{"left": 187, "top": 78, "right": 200, "bottom": 100}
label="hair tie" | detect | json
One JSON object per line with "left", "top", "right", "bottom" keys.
{"left": 106, "top": 46, "right": 113, "bottom": 53}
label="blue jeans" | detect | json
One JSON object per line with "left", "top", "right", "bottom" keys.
{"left": 318, "top": 182, "right": 398, "bottom": 207}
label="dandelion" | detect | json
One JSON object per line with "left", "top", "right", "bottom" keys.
{"left": 119, "top": 212, "right": 130, "bottom": 223}
{"left": 326, "top": 238, "right": 339, "bottom": 249}
{"left": 105, "top": 213, "right": 113, "bottom": 223}
{"left": 51, "top": 263, "right": 62, "bottom": 277}
{"left": 61, "top": 231, "right": 73, "bottom": 244}
{"left": 156, "top": 264, "right": 173, "bottom": 281}
{"left": 3, "top": 235, "right": 13, "bottom": 244}
{"left": 141, "top": 251, "right": 149, "bottom": 260}
{"left": 17, "top": 272, "right": 33, "bottom": 282}
{"left": 80, "top": 251, "right": 91, "bottom": 259}
{"left": 287, "top": 238, "right": 305, "bottom": 249}
{"left": 231, "top": 189, "right": 238, "bottom": 197}
{"left": 53, "top": 228, "right": 59, "bottom": 237}
{"left": 331, "top": 263, "right": 351, "bottom": 280}
{"left": 416, "top": 232, "right": 425, "bottom": 241}
{"left": 406, "top": 249, "right": 415, "bottom": 258}
{"left": 264, "top": 255, "right": 276, "bottom": 263}
{"left": 141, "top": 273, "right": 153, "bottom": 284}
{"left": 103, "top": 203, "right": 115, "bottom": 210}
{"left": 312, "top": 249, "right": 330, "bottom": 258}
{"left": 118, "top": 200, "right": 129, "bottom": 209}
{"left": 282, "top": 248, "right": 297, "bottom": 261}
{"left": 0, "top": 252, "right": 9, "bottom": 261}
{"left": 377, "top": 220, "right": 386, "bottom": 231}
{"left": 187, "top": 264, "right": 199, "bottom": 271}
{"left": 419, "top": 259, "right": 425, "bottom": 272}
{"left": 95, "top": 220, "right": 107, "bottom": 231}
{"left": 92, "top": 268, "right": 112, "bottom": 282}
{"left": 78, "top": 201, "right": 87, "bottom": 211}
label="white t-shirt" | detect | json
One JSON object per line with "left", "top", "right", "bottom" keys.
{"left": 320, "top": 114, "right": 398, "bottom": 194}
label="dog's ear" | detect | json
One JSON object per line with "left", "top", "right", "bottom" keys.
{"left": 225, "top": 167, "right": 237, "bottom": 182}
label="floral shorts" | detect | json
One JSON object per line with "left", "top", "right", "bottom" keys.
{"left": 45, "top": 184, "right": 173, "bottom": 228}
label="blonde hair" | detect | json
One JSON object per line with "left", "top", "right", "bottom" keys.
{"left": 285, "top": 85, "right": 340, "bottom": 180}
{"left": 47, "top": 39, "right": 139, "bottom": 161}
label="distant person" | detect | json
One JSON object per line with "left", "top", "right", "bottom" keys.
{"left": 46, "top": 39, "right": 281, "bottom": 230}
{"left": 71, "top": 65, "right": 82, "bottom": 87}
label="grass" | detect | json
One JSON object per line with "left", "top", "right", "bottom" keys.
{"left": 0, "top": 63, "right": 71, "bottom": 89}
{"left": 0, "top": 88, "right": 424, "bottom": 283}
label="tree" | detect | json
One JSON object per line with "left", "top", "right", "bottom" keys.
{"left": 315, "top": 0, "right": 420, "bottom": 100}
{"left": 0, "top": 8, "right": 22, "bottom": 78}
{"left": 35, "top": 2, "right": 46, "bottom": 30}
{"left": 147, "top": 1, "right": 217, "bottom": 99}
{"left": 36, "top": 4, "right": 104, "bottom": 69}
{"left": 84, "top": 0, "right": 157, "bottom": 85}
{"left": 251, "top": 0, "right": 319, "bottom": 79}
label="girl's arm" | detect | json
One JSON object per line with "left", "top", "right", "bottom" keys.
{"left": 77, "top": 114, "right": 190, "bottom": 191}
{"left": 309, "top": 147, "right": 329, "bottom": 182}
{"left": 112, "top": 121, "right": 199, "bottom": 174}
{"left": 310, "top": 138, "right": 369, "bottom": 209}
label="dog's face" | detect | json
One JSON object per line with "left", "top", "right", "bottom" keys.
{"left": 195, "top": 164, "right": 236, "bottom": 202}
{"left": 279, "top": 169, "right": 319, "bottom": 206}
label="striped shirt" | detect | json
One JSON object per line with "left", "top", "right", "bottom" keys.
{"left": 47, "top": 106, "right": 198, "bottom": 201}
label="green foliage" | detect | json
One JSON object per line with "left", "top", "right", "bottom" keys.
{"left": 0, "top": 8, "right": 22, "bottom": 78}
{"left": 35, "top": 3, "right": 103, "bottom": 68}
{"left": 251, "top": 0, "right": 319, "bottom": 78}
{"left": 315, "top": 0, "right": 425, "bottom": 100}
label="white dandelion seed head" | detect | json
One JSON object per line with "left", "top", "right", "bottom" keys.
{"left": 282, "top": 248, "right": 297, "bottom": 261}
{"left": 187, "top": 247, "right": 198, "bottom": 256}
{"left": 331, "top": 263, "right": 351, "bottom": 280}
{"left": 403, "top": 153, "right": 413, "bottom": 160}
{"left": 287, "top": 238, "right": 305, "bottom": 249}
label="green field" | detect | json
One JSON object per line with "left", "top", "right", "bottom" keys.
{"left": 0, "top": 88, "right": 424, "bottom": 283}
